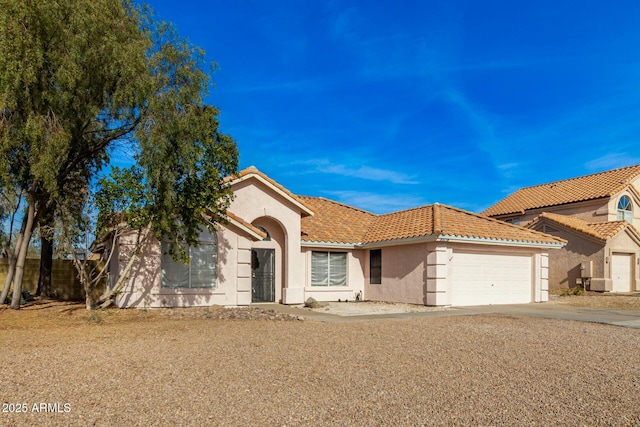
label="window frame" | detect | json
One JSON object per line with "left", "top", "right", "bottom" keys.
{"left": 310, "top": 251, "right": 348, "bottom": 287}
{"left": 369, "top": 249, "right": 382, "bottom": 284}
{"left": 161, "top": 233, "right": 218, "bottom": 289}
{"left": 617, "top": 195, "right": 633, "bottom": 223}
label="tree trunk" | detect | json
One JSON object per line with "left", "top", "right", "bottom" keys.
{"left": 10, "top": 200, "right": 36, "bottom": 309}
{"left": 97, "top": 223, "right": 152, "bottom": 308}
{"left": 36, "top": 235, "right": 53, "bottom": 297}
{"left": 0, "top": 216, "right": 27, "bottom": 304}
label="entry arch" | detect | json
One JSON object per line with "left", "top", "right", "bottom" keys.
{"left": 251, "top": 216, "right": 287, "bottom": 303}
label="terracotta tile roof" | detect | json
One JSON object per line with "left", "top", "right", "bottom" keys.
{"left": 300, "top": 197, "right": 564, "bottom": 246}
{"left": 365, "top": 204, "right": 565, "bottom": 245}
{"left": 299, "top": 196, "right": 376, "bottom": 244}
{"left": 533, "top": 212, "right": 630, "bottom": 241}
{"left": 483, "top": 164, "right": 640, "bottom": 217}
{"left": 224, "top": 166, "right": 314, "bottom": 216}
{"left": 225, "top": 211, "right": 268, "bottom": 239}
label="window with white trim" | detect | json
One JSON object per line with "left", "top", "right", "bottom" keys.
{"left": 617, "top": 195, "right": 633, "bottom": 223}
{"left": 311, "top": 251, "right": 348, "bottom": 286}
{"left": 161, "top": 232, "right": 218, "bottom": 289}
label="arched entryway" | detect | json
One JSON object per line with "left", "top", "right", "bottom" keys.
{"left": 251, "top": 217, "right": 287, "bottom": 303}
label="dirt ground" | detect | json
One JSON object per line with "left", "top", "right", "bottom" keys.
{"left": 550, "top": 291, "right": 640, "bottom": 309}
{"left": 0, "top": 297, "right": 639, "bottom": 426}
{"left": 1, "top": 292, "right": 639, "bottom": 328}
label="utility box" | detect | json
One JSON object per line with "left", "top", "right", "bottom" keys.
{"left": 580, "top": 260, "right": 593, "bottom": 278}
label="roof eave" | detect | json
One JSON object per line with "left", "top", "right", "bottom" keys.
{"left": 301, "top": 241, "right": 360, "bottom": 249}
{"left": 438, "top": 234, "right": 566, "bottom": 249}
{"left": 361, "top": 235, "right": 439, "bottom": 248}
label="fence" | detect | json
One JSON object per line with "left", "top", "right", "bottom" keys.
{"left": 0, "top": 258, "right": 106, "bottom": 301}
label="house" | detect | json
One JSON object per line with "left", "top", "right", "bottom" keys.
{"left": 483, "top": 164, "right": 640, "bottom": 292}
{"left": 107, "top": 167, "right": 564, "bottom": 308}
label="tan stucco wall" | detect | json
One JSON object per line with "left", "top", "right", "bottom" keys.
{"left": 530, "top": 224, "right": 606, "bottom": 290}
{"left": 113, "top": 228, "right": 238, "bottom": 308}
{"left": 229, "top": 179, "right": 306, "bottom": 303}
{"left": 112, "top": 175, "right": 312, "bottom": 308}
{"left": 606, "top": 188, "right": 640, "bottom": 224}
{"left": 503, "top": 199, "right": 610, "bottom": 225}
{"left": 364, "top": 242, "right": 431, "bottom": 305}
{"left": 606, "top": 231, "right": 639, "bottom": 291}
{"left": 531, "top": 221, "right": 640, "bottom": 291}
{"left": 364, "top": 242, "right": 548, "bottom": 306}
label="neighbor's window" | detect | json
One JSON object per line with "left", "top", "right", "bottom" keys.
{"left": 311, "top": 251, "right": 347, "bottom": 286}
{"left": 161, "top": 231, "right": 218, "bottom": 289}
{"left": 370, "top": 249, "right": 382, "bottom": 284}
{"left": 617, "top": 195, "right": 633, "bottom": 223}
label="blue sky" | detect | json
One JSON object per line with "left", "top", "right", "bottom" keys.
{"left": 139, "top": 0, "right": 640, "bottom": 214}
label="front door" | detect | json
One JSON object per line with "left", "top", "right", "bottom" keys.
{"left": 252, "top": 249, "right": 275, "bottom": 302}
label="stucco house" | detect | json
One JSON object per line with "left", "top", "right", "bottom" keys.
{"left": 483, "top": 164, "right": 640, "bottom": 292}
{"left": 107, "top": 167, "right": 564, "bottom": 308}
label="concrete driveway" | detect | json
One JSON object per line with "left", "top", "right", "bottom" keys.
{"left": 265, "top": 302, "right": 640, "bottom": 328}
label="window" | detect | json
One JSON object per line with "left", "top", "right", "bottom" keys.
{"left": 311, "top": 251, "right": 347, "bottom": 286}
{"left": 370, "top": 249, "right": 382, "bottom": 284}
{"left": 161, "top": 231, "right": 217, "bottom": 289}
{"left": 617, "top": 195, "right": 633, "bottom": 223}
{"left": 255, "top": 225, "right": 271, "bottom": 241}
{"left": 504, "top": 218, "right": 520, "bottom": 225}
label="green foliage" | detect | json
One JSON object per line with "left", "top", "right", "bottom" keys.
{"left": 0, "top": 0, "right": 238, "bottom": 286}
{"left": 95, "top": 166, "right": 148, "bottom": 234}
{"left": 561, "top": 286, "right": 584, "bottom": 296}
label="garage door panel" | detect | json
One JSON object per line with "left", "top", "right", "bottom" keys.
{"left": 451, "top": 252, "right": 532, "bottom": 306}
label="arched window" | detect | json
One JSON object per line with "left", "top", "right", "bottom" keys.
{"left": 617, "top": 195, "right": 633, "bottom": 223}
{"left": 256, "top": 226, "right": 271, "bottom": 241}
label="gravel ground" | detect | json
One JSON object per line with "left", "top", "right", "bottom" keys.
{"left": 307, "top": 301, "right": 450, "bottom": 316}
{"left": 0, "top": 302, "right": 639, "bottom": 426}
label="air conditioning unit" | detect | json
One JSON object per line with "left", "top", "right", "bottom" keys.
{"left": 580, "top": 260, "right": 592, "bottom": 278}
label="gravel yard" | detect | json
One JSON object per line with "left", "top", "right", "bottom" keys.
{"left": 0, "top": 301, "right": 639, "bottom": 426}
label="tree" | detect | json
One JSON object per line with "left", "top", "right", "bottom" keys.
{"left": 0, "top": 0, "right": 238, "bottom": 309}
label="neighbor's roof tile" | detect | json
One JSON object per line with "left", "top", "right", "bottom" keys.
{"left": 483, "top": 164, "right": 640, "bottom": 217}
{"left": 535, "top": 212, "right": 631, "bottom": 241}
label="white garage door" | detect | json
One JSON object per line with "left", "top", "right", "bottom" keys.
{"left": 611, "top": 253, "right": 632, "bottom": 293}
{"left": 451, "top": 252, "right": 533, "bottom": 306}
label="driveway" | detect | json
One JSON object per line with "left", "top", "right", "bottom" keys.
{"left": 264, "top": 302, "right": 640, "bottom": 328}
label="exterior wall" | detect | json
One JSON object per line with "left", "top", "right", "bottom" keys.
{"left": 605, "top": 231, "right": 640, "bottom": 292}
{"left": 499, "top": 199, "right": 609, "bottom": 225}
{"left": 230, "top": 179, "right": 306, "bottom": 304}
{"left": 530, "top": 223, "right": 606, "bottom": 290}
{"left": 251, "top": 216, "right": 285, "bottom": 303}
{"left": 606, "top": 189, "right": 640, "bottom": 224}
{"left": 364, "top": 242, "right": 549, "bottom": 306}
{"left": 364, "top": 242, "right": 432, "bottom": 305}
{"left": 113, "top": 226, "right": 248, "bottom": 308}
{"left": 301, "top": 247, "right": 365, "bottom": 301}
{"left": 531, "top": 221, "right": 640, "bottom": 292}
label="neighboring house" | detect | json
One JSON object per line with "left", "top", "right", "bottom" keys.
{"left": 483, "top": 164, "right": 640, "bottom": 292}
{"left": 107, "top": 167, "right": 564, "bottom": 308}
